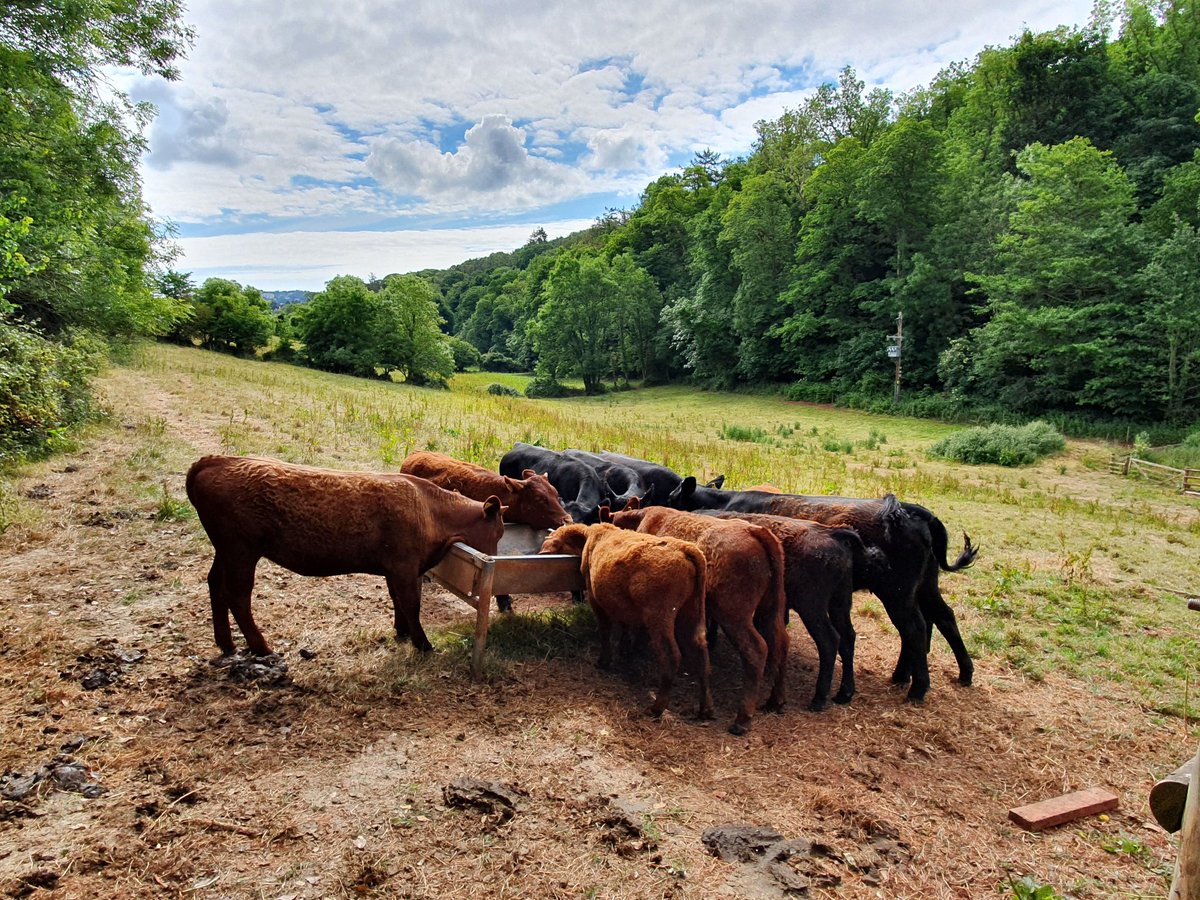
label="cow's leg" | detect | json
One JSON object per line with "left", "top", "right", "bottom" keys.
{"left": 793, "top": 599, "right": 839, "bottom": 712}
{"left": 592, "top": 605, "right": 615, "bottom": 670}
{"left": 829, "top": 585, "right": 857, "bottom": 704}
{"left": 386, "top": 574, "right": 434, "bottom": 652}
{"left": 877, "top": 587, "right": 930, "bottom": 703}
{"left": 723, "top": 617, "right": 767, "bottom": 735}
{"left": 754, "top": 613, "right": 788, "bottom": 714}
{"left": 206, "top": 555, "right": 236, "bottom": 656}
{"left": 646, "top": 630, "right": 681, "bottom": 719}
{"left": 918, "top": 572, "right": 974, "bottom": 686}
{"left": 495, "top": 594, "right": 513, "bottom": 613}
{"left": 222, "top": 555, "right": 269, "bottom": 655}
{"left": 674, "top": 597, "right": 714, "bottom": 720}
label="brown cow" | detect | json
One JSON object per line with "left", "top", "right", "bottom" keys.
{"left": 186, "top": 455, "right": 505, "bottom": 656}
{"left": 539, "top": 523, "right": 712, "bottom": 722}
{"left": 711, "top": 512, "right": 888, "bottom": 710}
{"left": 400, "top": 450, "right": 570, "bottom": 529}
{"left": 607, "top": 506, "right": 788, "bottom": 735}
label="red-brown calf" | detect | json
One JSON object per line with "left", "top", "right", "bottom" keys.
{"left": 400, "top": 450, "right": 570, "bottom": 529}
{"left": 186, "top": 455, "right": 505, "bottom": 656}
{"left": 711, "top": 512, "right": 888, "bottom": 710}
{"left": 607, "top": 507, "right": 788, "bottom": 735}
{"left": 539, "top": 523, "right": 712, "bottom": 722}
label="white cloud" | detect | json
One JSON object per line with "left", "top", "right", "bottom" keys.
{"left": 132, "top": 0, "right": 1097, "bottom": 282}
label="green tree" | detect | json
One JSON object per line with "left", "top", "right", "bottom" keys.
{"left": 372, "top": 274, "right": 454, "bottom": 385}
{"left": 175, "top": 278, "right": 272, "bottom": 356}
{"left": 1139, "top": 220, "right": 1200, "bottom": 420}
{"left": 297, "top": 275, "right": 379, "bottom": 375}
{"left": 966, "top": 138, "right": 1149, "bottom": 415}
{"left": 529, "top": 251, "right": 615, "bottom": 394}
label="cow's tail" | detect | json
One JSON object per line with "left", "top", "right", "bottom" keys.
{"left": 750, "top": 526, "right": 788, "bottom": 681}
{"left": 905, "top": 501, "right": 979, "bottom": 571}
{"left": 827, "top": 526, "right": 889, "bottom": 590}
{"left": 676, "top": 543, "right": 709, "bottom": 650}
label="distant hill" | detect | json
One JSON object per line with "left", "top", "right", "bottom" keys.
{"left": 262, "top": 290, "right": 311, "bottom": 308}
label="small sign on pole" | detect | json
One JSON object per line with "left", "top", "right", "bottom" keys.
{"left": 888, "top": 311, "right": 903, "bottom": 404}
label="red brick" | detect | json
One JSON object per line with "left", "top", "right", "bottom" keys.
{"left": 1008, "top": 787, "right": 1120, "bottom": 832}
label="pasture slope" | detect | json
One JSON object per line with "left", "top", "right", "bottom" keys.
{"left": 0, "top": 343, "right": 1197, "bottom": 899}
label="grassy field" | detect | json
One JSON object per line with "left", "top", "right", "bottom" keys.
{"left": 110, "top": 345, "right": 1200, "bottom": 719}
{"left": 1, "top": 342, "right": 1198, "bottom": 898}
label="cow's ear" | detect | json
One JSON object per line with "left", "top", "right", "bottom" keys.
{"left": 706, "top": 474, "right": 725, "bottom": 489}
{"left": 483, "top": 496, "right": 503, "bottom": 518}
{"left": 521, "top": 468, "right": 538, "bottom": 479}
{"left": 625, "top": 495, "right": 641, "bottom": 511}
{"left": 504, "top": 476, "right": 521, "bottom": 490}
{"left": 599, "top": 505, "right": 612, "bottom": 523}
{"left": 681, "top": 476, "right": 697, "bottom": 497}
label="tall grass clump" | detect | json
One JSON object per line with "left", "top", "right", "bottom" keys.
{"left": 930, "top": 421, "right": 1066, "bottom": 467}
{"left": 720, "top": 424, "right": 769, "bottom": 443}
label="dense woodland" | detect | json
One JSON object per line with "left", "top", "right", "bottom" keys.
{"left": 3, "top": 2, "right": 1200, "bottom": 468}
{"left": 422, "top": 4, "right": 1200, "bottom": 429}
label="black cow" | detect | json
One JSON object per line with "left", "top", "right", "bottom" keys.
{"left": 668, "top": 480, "right": 976, "bottom": 703}
{"left": 562, "top": 449, "right": 650, "bottom": 511}
{"left": 499, "top": 442, "right": 610, "bottom": 524}
{"left": 596, "top": 451, "right": 723, "bottom": 507}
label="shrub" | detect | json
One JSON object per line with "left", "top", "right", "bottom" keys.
{"left": 448, "top": 336, "right": 483, "bottom": 372}
{"left": 930, "top": 421, "right": 1066, "bottom": 467}
{"left": 785, "top": 381, "right": 836, "bottom": 404}
{"left": 524, "top": 376, "right": 570, "bottom": 399}
{"left": 480, "top": 351, "right": 523, "bottom": 373}
{"left": 0, "top": 318, "right": 104, "bottom": 465}
{"left": 486, "top": 383, "right": 521, "bottom": 397}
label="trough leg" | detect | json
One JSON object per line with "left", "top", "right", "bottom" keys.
{"left": 471, "top": 563, "right": 496, "bottom": 679}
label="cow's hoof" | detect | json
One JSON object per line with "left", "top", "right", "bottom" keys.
{"left": 833, "top": 691, "right": 854, "bottom": 705}
{"left": 761, "top": 699, "right": 785, "bottom": 714}
{"left": 903, "top": 692, "right": 927, "bottom": 705}
{"left": 957, "top": 670, "right": 974, "bottom": 686}
{"left": 696, "top": 706, "right": 715, "bottom": 721}
{"left": 806, "top": 699, "right": 830, "bottom": 713}
{"left": 727, "top": 721, "right": 750, "bottom": 737}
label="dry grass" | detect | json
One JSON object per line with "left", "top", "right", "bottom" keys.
{"left": 0, "top": 344, "right": 1196, "bottom": 898}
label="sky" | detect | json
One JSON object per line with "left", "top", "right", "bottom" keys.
{"left": 123, "top": 0, "right": 1098, "bottom": 291}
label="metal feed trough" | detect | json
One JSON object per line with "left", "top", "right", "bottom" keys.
{"left": 425, "top": 524, "right": 584, "bottom": 677}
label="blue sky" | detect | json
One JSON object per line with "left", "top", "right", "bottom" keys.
{"left": 125, "top": 0, "right": 1097, "bottom": 291}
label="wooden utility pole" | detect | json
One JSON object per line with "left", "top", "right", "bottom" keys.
{"left": 888, "top": 311, "right": 903, "bottom": 405}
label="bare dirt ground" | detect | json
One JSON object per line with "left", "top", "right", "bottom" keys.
{"left": 0, "top": 367, "right": 1188, "bottom": 899}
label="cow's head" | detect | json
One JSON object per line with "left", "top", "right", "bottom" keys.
{"left": 539, "top": 523, "right": 588, "bottom": 556}
{"left": 503, "top": 469, "right": 571, "bottom": 528}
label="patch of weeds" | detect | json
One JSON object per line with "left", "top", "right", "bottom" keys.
{"left": 931, "top": 421, "right": 1065, "bottom": 467}
{"left": 120, "top": 589, "right": 145, "bottom": 607}
{"left": 153, "top": 483, "right": 194, "bottom": 521}
{"left": 1006, "top": 874, "right": 1064, "bottom": 900}
{"left": 860, "top": 428, "right": 887, "bottom": 451}
{"left": 720, "top": 424, "right": 770, "bottom": 443}
{"left": 1100, "top": 831, "right": 1149, "bottom": 860}
{"left": 776, "top": 423, "right": 794, "bottom": 438}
